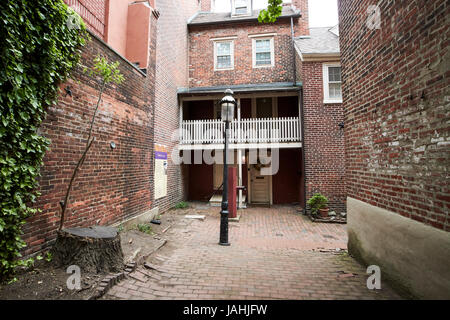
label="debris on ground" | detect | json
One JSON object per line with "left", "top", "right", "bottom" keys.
{"left": 184, "top": 214, "right": 206, "bottom": 220}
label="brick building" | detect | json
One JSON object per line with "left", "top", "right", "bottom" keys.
{"left": 25, "top": 0, "right": 346, "bottom": 254}
{"left": 179, "top": 0, "right": 345, "bottom": 211}
{"left": 295, "top": 25, "right": 345, "bottom": 212}
{"left": 339, "top": 0, "right": 450, "bottom": 299}
{"left": 24, "top": 0, "right": 160, "bottom": 255}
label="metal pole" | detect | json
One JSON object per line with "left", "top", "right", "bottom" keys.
{"left": 219, "top": 120, "right": 230, "bottom": 246}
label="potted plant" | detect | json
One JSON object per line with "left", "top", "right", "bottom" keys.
{"left": 307, "top": 193, "right": 329, "bottom": 218}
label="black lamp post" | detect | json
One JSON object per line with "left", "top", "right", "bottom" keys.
{"left": 219, "top": 89, "right": 236, "bottom": 246}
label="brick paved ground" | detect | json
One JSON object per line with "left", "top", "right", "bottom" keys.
{"left": 104, "top": 204, "right": 402, "bottom": 300}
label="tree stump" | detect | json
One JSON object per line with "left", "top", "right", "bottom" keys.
{"left": 52, "top": 226, "right": 124, "bottom": 273}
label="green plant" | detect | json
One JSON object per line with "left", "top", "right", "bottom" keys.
{"left": 58, "top": 55, "right": 124, "bottom": 230}
{"left": 45, "top": 252, "right": 52, "bottom": 262}
{"left": 258, "top": 0, "right": 283, "bottom": 23}
{"left": 307, "top": 193, "right": 329, "bottom": 215}
{"left": 117, "top": 224, "right": 124, "bottom": 233}
{"left": 137, "top": 223, "right": 152, "bottom": 234}
{"left": 0, "top": 0, "right": 87, "bottom": 281}
{"left": 24, "top": 257, "right": 35, "bottom": 268}
{"left": 174, "top": 201, "right": 188, "bottom": 209}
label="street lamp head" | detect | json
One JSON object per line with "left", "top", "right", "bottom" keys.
{"left": 220, "top": 89, "right": 236, "bottom": 122}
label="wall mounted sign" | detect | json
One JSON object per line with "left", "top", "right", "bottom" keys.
{"left": 154, "top": 144, "right": 168, "bottom": 199}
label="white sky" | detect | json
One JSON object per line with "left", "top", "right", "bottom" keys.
{"left": 212, "top": 0, "right": 339, "bottom": 28}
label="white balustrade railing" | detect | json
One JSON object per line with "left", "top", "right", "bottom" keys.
{"left": 180, "top": 117, "right": 301, "bottom": 145}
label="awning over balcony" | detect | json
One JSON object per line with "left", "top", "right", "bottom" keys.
{"left": 177, "top": 82, "right": 302, "bottom": 98}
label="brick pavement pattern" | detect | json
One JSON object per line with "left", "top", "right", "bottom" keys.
{"left": 104, "top": 205, "right": 402, "bottom": 300}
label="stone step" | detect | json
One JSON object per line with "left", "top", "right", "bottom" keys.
{"left": 209, "top": 193, "right": 246, "bottom": 207}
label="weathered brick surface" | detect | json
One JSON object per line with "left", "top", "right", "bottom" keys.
{"left": 291, "top": 0, "right": 309, "bottom": 35}
{"left": 23, "top": 29, "right": 157, "bottom": 255}
{"left": 300, "top": 61, "right": 346, "bottom": 212}
{"left": 188, "top": 20, "right": 297, "bottom": 87}
{"left": 339, "top": 0, "right": 450, "bottom": 230}
{"left": 200, "top": 0, "right": 211, "bottom": 12}
{"left": 153, "top": 0, "right": 200, "bottom": 212}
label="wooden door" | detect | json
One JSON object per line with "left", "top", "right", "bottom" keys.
{"left": 250, "top": 165, "right": 270, "bottom": 204}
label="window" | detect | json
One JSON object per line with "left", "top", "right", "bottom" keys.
{"left": 252, "top": 37, "right": 274, "bottom": 68}
{"left": 232, "top": 0, "right": 251, "bottom": 16}
{"left": 214, "top": 41, "right": 234, "bottom": 70}
{"left": 323, "top": 64, "right": 342, "bottom": 103}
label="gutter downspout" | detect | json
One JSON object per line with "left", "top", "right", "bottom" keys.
{"left": 291, "top": 16, "right": 296, "bottom": 85}
{"left": 291, "top": 17, "right": 306, "bottom": 209}
{"left": 299, "top": 89, "right": 306, "bottom": 210}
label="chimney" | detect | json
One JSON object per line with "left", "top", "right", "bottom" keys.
{"left": 291, "top": 0, "right": 309, "bottom": 36}
{"left": 201, "top": 0, "right": 211, "bottom": 12}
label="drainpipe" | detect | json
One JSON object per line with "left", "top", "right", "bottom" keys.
{"left": 292, "top": 16, "right": 305, "bottom": 209}
{"left": 299, "top": 89, "right": 306, "bottom": 210}
{"left": 291, "top": 17, "right": 296, "bottom": 85}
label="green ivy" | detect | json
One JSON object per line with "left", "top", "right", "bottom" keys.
{"left": 0, "top": 0, "right": 87, "bottom": 281}
{"left": 258, "top": 0, "right": 283, "bottom": 23}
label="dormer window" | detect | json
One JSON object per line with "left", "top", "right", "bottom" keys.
{"left": 232, "top": 0, "right": 251, "bottom": 16}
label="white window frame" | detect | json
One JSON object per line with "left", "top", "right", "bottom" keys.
{"left": 323, "top": 63, "right": 343, "bottom": 103}
{"left": 232, "top": 0, "right": 251, "bottom": 16}
{"left": 252, "top": 36, "right": 275, "bottom": 68}
{"left": 213, "top": 39, "right": 234, "bottom": 71}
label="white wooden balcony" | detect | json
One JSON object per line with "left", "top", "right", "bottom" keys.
{"left": 179, "top": 117, "right": 302, "bottom": 150}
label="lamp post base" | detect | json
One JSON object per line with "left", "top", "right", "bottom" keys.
{"left": 219, "top": 207, "right": 230, "bottom": 246}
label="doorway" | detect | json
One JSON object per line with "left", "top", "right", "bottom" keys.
{"left": 249, "top": 164, "right": 271, "bottom": 204}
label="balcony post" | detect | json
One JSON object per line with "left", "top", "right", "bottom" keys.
{"left": 179, "top": 100, "right": 183, "bottom": 143}
{"left": 237, "top": 98, "right": 243, "bottom": 208}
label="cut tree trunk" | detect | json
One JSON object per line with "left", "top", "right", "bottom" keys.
{"left": 52, "top": 226, "right": 124, "bottom": 273}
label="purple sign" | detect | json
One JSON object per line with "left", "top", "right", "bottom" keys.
{"left": 155, "top": 151, "right": 167, "bottom": 160}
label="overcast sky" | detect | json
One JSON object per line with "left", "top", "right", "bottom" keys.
{"left": 213, "top": 0, "right": 339, "bottom": 28}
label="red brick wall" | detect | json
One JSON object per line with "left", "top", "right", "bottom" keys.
{"left": 64, "top": 0, "right": 107, "bottom": 39}
{"left": 201, "top": 0, "right": 211, "bottom": 11}
{"left": 339, "top": 0, "right": 449, "bottom": 230}
{"left": 188, "top": 20, "right": 297, "bottom": 87}
{"left": 301, "top": 61, "right": 346, "bottom": 212}
{"left": 153, "top": 0, "right": 201, "bottom": 212}
{"left": 24, "top": 29, "right": 157, "bottom": 255}
{"left": 290, "top": 0, "right": 309, "bottom": 35}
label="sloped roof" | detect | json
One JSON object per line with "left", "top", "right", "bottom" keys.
{"left": 294, "top": 26, "right": 340, "bottom": 55}
{"left": 188, "top": 6, "right": 300, "bottom": 26}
